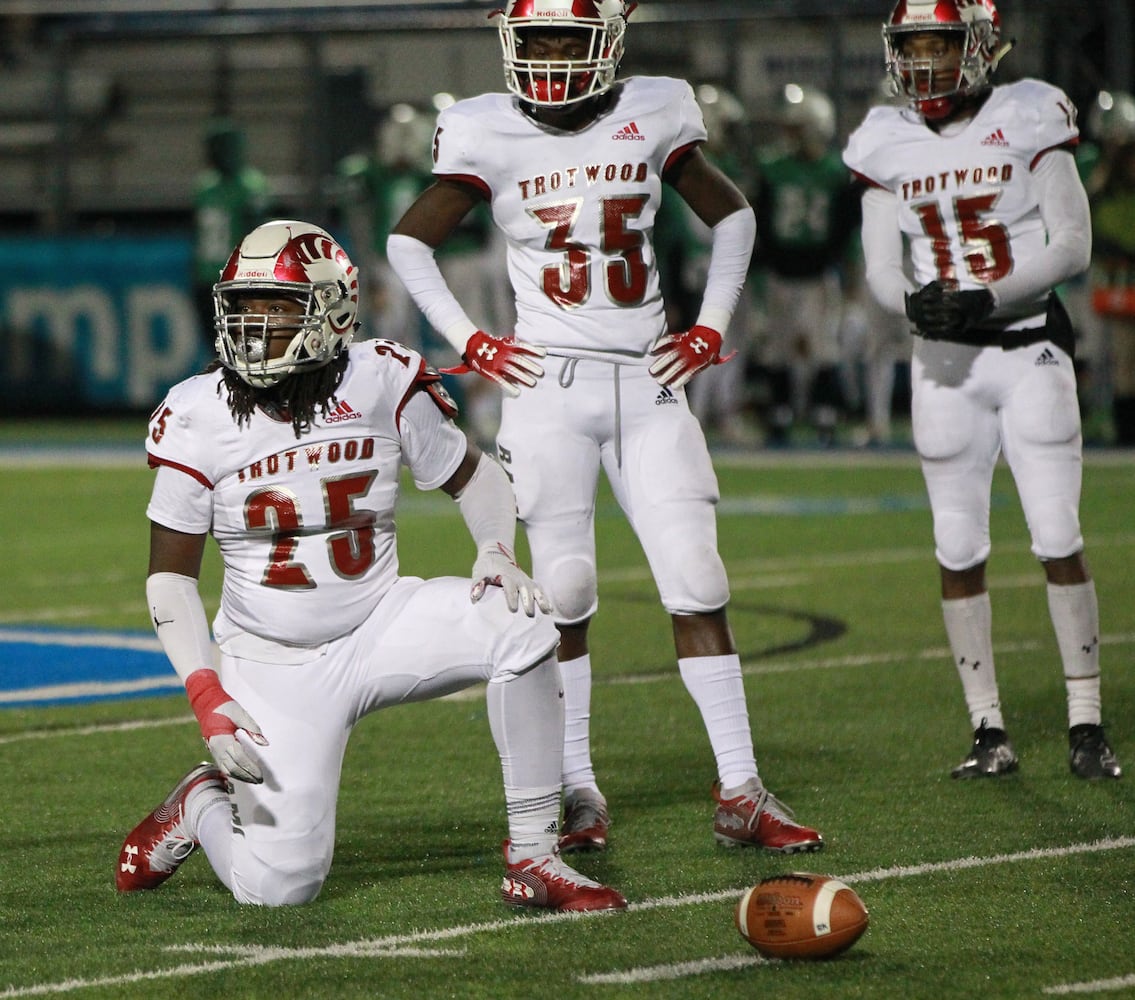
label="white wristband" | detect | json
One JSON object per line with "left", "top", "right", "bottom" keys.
{"left": 145, "top": 572, "right": 215, "bottom": 684}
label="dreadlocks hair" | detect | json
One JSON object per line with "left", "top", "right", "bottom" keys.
{"left": 208, "top": 352, "right": 350, "bottom": 439}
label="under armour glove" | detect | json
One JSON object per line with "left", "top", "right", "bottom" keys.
{"left": 471, "top": 542, "right": 552, "bottom": 617}
{"left": 905, "top": 281, "right": 995, "bottom": 339}
{"left": 185, "top": 668, "right": 268, "bottom": 784}
{"left": 441, "top": 331, "right": 546, "bottom": 398}
{"left": 648, "top": 325, "right": 734, "bottom": 389}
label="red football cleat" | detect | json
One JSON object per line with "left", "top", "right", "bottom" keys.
{"left": 500, "top": 841, "right": 626, "bottom": 912}
{"left": 558, "top": 788, "right": 609, "bottom": 853}
{"left": 116, "top": 762, "right": 227, "bottom": 892}
{"left": 712, "top": 780, "right": 824, "bottom": 853}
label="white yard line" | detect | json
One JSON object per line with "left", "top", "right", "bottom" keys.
{"left": 1, "top": 837, "right": 1131, "bottom": 997}
{"left": 1044, "top": 973, "right": 1135, "bottom": 995}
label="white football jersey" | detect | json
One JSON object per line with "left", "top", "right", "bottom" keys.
{"left": 843, "top": 80, "right": 1079, "bottom": 313}
{"left": 432, "top": 77, "right": 707, "bottom": 357}
{"left": 145, "top": 341, "right": 465, "bottom": 646}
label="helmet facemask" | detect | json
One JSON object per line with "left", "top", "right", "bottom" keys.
{"left": 213, "top": 221, "right": 359, "bottom": 389}
{"left": 498, "top": 13, "right": 625, "bottom": 108}
{"left": 214, "top": 281, "right": 350, "bottom": 389}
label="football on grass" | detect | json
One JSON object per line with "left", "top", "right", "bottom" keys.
{"left": 735, "top": 872, "right": 869, "bottom": 959}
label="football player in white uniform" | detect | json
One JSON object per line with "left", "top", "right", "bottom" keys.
{"left": 386, "top": 0, "right": 824, "bottom": 854}
{"left": 115, "top": 220, "right": 627, "bottom": 912}
{"left": 844, "top": 0, "right": 1120, "bottom": 779}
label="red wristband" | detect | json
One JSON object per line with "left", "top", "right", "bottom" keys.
{"left": 185, "top": 668, "right": 231, "bottom": 738}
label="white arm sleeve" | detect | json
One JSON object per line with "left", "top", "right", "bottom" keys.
{"left": 145, "top": 571, "right": 215, "bottom": 684}
{"left": 454, "top": 452, "right": 517, "bottom": 556}
{"left": 694, "top": 206, "right": 757, "bottom": 332}
{"left": 861, "top": 186, "right": 914, "bottom": 316}
{"left": 386, "top": 233, "right": 478, "bottom": 354}
{"left": 989, "top": 149, "right": 1092, "bottom": 307}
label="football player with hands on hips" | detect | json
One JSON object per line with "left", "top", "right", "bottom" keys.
{"left": 844, "top": 0, "right": 1120, "bottom": 779}
{"left": 387, "top": 1, "right": 823, "bottom": 855}
{"left": 116, "top": 220, "right": 627, "bottom": 912}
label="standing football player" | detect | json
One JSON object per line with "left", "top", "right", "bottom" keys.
{"left": 386, "top": 0, "right": 824, "bottom": 854}
{"left": 116, "top": 220, "right": 627, "bottom": 912}
{"left": 753, "top": 85, "right": 860, "bottom": 446}
{"left": 844, "top": 0, "right": 1121, "bottom": 778}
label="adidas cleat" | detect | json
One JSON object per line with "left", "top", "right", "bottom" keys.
{"left": 116, "top": 762, "right": 227, "bottom": 892}
{"left": 1069, "top": 724, "right": 1121, "bottom": 780}
{"left": 501, "top": 841, "right": 626, "bottom": 912}
{"left": 951, "top": 723, "right": 1019, "bottom": 779}
{"left": 712, "top": 780, "right": 824, "bottom": 853}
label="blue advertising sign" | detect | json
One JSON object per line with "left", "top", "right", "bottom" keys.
{"left": 0, "top": 235, "right": 208, "bottom": 411}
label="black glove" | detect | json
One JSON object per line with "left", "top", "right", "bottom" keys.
{"left": 905, "top": 281, "right": 995, "bottom": 339}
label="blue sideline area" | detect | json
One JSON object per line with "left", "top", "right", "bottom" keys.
{"left": 0, "top": 628, "right": 180, "bottom": 707}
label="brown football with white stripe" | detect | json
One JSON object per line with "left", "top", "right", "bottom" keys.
{"left": 735, "top": 872, "right": 869, "bottom": 959}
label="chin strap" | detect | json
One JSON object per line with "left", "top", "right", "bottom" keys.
{"left": 992, "top": 37, "right": 1016, "bottom": 71}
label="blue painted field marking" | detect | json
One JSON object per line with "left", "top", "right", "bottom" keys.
{"left": 0, "top": 627, "right": 179, "bottom": 706}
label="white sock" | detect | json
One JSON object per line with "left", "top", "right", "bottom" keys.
{"left": 487, "top": 656, "right": 563, "bottom": 859}
{"left": 677, "top": 654, "right": 758, "bottom": 790}
{"left": 192, "top": 793, "right": 233, "bottom": 891}
{"left": 942, "top": 592, "right": 1003, "bottom": 731}
{"left": 1047, "top": 580, "right": 1102, "bottom": 728}
{"left": 559, "top": 654, "right": 599, "bottom": 793}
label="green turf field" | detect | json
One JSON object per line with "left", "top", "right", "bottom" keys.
{"left": 2, "top": 429, "right": 1133, "bottom": 999}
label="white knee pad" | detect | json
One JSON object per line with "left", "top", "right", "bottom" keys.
{"left": 658, "top": 540, "right": 730, "bottom": 614}
{"left": 933, "top": 510, "right": 991, "bottom": 572}
{"left": 543, "top": 555, "right": 598, "bottom": 624}
{"left": 1028, "top": 505, "right": 1084, "bottom": 560}
{"left": 231, "top": 846, "right": 330, "bottom": 906}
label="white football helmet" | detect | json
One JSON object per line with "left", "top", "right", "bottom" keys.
{"left": 695, "top": 83, "right": 746, "bottom": 154}
{"left": 377, "top": 102, "right": 434, "bottom": 172}
{"left": 781, "top": 84, "right": 836, "bottom": 158}
{"left": 495, "top": 0, "right": 633, "bottom": 108}
{"left": 883, "top": 0, "right": 1002, "bottom": 121}
{"left": 214, "top": 220, "right": 360, "bottom": 388}
{"left": 1089, "top": 90, "right": 1135, "bottom": 147}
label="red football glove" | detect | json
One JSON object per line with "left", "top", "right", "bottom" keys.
{"left": 185, "top": 668, "right": 269, "bottom": 784}
{"left": 648, "top": 325, "right": 734, "bottom": 389}
{"left": 441, "top": 331, "right": 546, "bottom": 398}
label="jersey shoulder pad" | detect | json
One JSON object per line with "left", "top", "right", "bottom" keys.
{"left": 434, "top": 94, "right": 518, "bottom": 172}
{"left": 413, "top": 361, "right": 459, "bottom": 420}
{"left": 995, "top": 79, "right": 1079, "bottom": 148}
{"left": 146, "top": 371, "right": 228, "bottom": 481}
{"left": 842, "top": 106, "right": 908, "bottom": 183}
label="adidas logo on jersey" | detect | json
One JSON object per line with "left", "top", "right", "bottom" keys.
{"left": 981, "top": 128, "right": 1010, "bottom": 147}
{"left": 325, "top": 399, "right": 363, "bottom": 423}
{"left": 655, "top": 386, "right": 678, "bottom": 406}
{"left": 613, "top": 121, "right": 645, "bottom": 141}
{"left": 1035, "top": 348, "right": 1059, "bottom": 367}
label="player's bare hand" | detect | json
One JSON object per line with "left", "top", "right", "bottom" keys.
{"left": 185, "top": 668, "right": 269, "bottom": 783}
{"left": 471, "top": 542, "right": 552, "bottom": 617}
{"left": 442, "top": 331, "right": 546, "bottom": 398}
{"left": 648, "top": 325, "right": 733, "bottom": 389}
